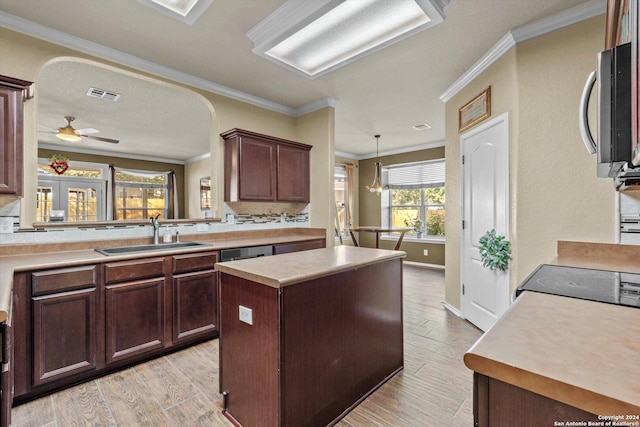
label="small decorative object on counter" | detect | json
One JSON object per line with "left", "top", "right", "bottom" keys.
{"left": 405, "top": 217, "right": 425, "bottom": 239}
{"left": 48, "top": 153, "right": 70, "bottom": 175}
{"left": 479, "top": 229, "right": 511, "bottom": 272}
{"left": 163, "top": 228, "right": 172, "bottom": 243}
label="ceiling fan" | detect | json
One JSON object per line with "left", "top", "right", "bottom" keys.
{"left": 39, "top": 116, "right": 119, "bottom": 144}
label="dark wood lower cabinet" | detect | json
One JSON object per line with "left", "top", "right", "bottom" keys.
{"left": 32, "top": 288, "right": 98, "bottom": 385}
{"left": 105, "top": 278, "right": 165, "bottom": 363}
{"left": 474, "top": 373, "right": 599, "bottom": 426}
{"left": 173, "top": 270, "right": 218, "bottom": 344}
{"left": 12, "top": 251, "right": 220, "bottom": 406}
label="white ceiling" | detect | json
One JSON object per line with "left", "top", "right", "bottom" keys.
{"left": 0, "top": 0, "right": 600, "bottom": 161}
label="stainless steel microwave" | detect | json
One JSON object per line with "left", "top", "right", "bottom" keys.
{"left": 579, "top": 42, "right": 631, "bottom": 179}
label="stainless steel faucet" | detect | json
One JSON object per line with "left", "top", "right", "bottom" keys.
{"left": 150, "top": 214, "right": 160, "bottom": 245}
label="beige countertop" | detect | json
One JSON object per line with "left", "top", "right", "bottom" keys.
{"left": 0, "top": 228, "right": 326, "bottom": 323}
{"left": 216, "top": 245, "right": 406, "bottom": 288}
{"left": 464, "top": 291, "right": 640, "bottom": 415}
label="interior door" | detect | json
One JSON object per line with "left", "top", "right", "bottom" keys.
{"left": 461, "top": 112, "right": 510, "bottom": 331}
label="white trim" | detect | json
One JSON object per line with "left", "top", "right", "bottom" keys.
{"left": 349, "top": 140, "right": 445, "bottom": 161}
{"left": 0, "top": 11, "right": 332, "bottom": 118}
{"left": 439, "top": 0, "right": 606, "bottom": 103}
{"left": 403, "top": 260, "right": 445, "bottom": 270}
{"left": 136, "top": 0, "right": 213, "bottom": 26}
{"left": 441, "top": 301, "right": 462, "bottom": 318}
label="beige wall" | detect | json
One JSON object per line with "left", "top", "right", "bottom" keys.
{"left": 185, "top": 157, "right": 212, "bottom": 218}
{"left": 359, "top": 146, "right": 446, "bottom": 265}
{"left": 0, "top": 27, "right": 334, "bottom": 237}
{"left": 295, "top": 107, "right": 336, "bottom": 243}
{"left": 444, "top": 16, "right": 615, "bottom": 310}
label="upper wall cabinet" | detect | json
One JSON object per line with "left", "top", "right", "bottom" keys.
{"left": 222, "top": 128, "right": 311, "bottom": 203}
{"left": 0, "top": 75, "right": 33, "bottom": 197}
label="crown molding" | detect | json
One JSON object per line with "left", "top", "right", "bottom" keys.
{"left": 0, "top": 11, "right": 331, "bottom": 117}
{"left": 38, "top": 142, "right": 191, "bottom": 165}
{"left": 439, "top": 0, "right": 606, "bottom": 103}
{"left": 293, "top": 98, "right": 339, "bottom": 116}
{"left": 355, "top": 140, "right": 445, "bottom": 160}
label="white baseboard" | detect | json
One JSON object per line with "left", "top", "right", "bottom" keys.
{"left": 403, "top": 260, "right": 445, "bottom": 270}
{"left": 442, "top": 301, "right": 463, "bottom": 318}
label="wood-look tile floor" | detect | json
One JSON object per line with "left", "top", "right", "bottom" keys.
{"left": 11, "top": 265, "right": 482, "bottom": 427}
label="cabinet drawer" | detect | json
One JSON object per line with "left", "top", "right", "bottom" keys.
{"left": 32, "top": 265, "right": 97, "bottom": 296}
{"left": 172, "top": 251, "right": 218, "bottom": 274}
{"left": 104, "top": 257, "right": 165, "bottom": 284}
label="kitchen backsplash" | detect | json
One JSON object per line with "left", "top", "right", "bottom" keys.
{"left": 0, "top": 213, "right": 310, "bottom": 246}
{"left": 620, "top": 191, "right": 640, "bottom": 244}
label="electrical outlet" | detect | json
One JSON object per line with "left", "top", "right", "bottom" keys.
{"left": 423, "top": 249, "right": 429, "bottom": 256}
{"left": 0, "top": 217, "right": 13, "bottom": 234}
{"left": 239, "top": 305, "right": 253, "bottom": 325}
{"left": 196, "top": 223, "right": 208, "bottom": 232}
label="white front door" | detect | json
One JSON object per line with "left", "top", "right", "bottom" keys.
{"left": 461, "top": 112, "right": 510, "bottom": 331}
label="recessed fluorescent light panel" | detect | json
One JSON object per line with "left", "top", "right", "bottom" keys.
{"left": 247, "top": 0, "right": 449, "bottom": 79}
{"left": 137, "top": 0, "right": 212, "bottom": 25}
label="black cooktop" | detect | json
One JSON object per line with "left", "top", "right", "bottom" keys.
{"left": 516, "top": 264, "right": 640, "bottom": 308}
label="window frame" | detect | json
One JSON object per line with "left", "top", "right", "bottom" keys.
{"left": 113, "top": 170, "right": 171, "bottom": 220}
{"left": 381, "top": 159, "right": 446, "bottom": 244}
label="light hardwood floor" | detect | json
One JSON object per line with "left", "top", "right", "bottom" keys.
{"left": 11, "top": 265, "right": 482, "bottom": 426}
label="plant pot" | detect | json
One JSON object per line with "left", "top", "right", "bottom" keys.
{"left": 416, "top": 232, "right": 424, "bottom": 239}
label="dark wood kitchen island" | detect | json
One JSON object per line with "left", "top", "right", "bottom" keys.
{"left": 215, "top": 246, "right": 405, "bottom": 427}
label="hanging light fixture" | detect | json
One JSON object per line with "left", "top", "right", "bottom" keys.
{"left": 366, "top": 135, "right": 384, "bottom": 195}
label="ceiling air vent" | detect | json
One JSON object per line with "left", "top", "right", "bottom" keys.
{"left": 86, "top": 87, "right": 121, "bottom": 101}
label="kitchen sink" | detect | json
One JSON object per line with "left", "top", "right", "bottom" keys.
{"left": 95, "top": 241, "right": 212, "bottom": 256}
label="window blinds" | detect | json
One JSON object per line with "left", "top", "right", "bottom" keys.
{"left": 386, "top": 160, "right": 445, "bottom": 189}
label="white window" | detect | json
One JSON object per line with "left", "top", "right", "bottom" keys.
{"left": 112, "top": 169, "right": 173, "bottom": 220}
{"left": 383, "top": 159, "right": 445, "bottom": 241}
{"left": 37, "top": 160, "right": 107, "bottom": 222}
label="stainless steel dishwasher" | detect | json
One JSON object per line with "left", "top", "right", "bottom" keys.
{"left": 219, "top": 244, "right": 273, "bottom": 261}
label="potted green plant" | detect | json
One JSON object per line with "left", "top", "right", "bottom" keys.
{"left": 478, "top": 229, "right": 511, "bottom": 272}
{"left": 405, "top": 217, "right": 425, "bottom": 239}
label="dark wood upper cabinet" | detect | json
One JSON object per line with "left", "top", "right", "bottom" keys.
{"left": 0, "top": 75, "right": 33, "bottom": 197}
{"left": 222, "top": 128, "right": 311, "bottom": 203}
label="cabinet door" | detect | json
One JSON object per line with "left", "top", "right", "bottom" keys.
{"left": 277, "top": 144, "right": 310, "bottom": 202}
{"left": 173, "top": 270, "right": 218, "bottom": 344}
{"left": 0, "top": 86, "right": 23, "bottom": 196}
{"left": 239, "top": 137, "right": 277, "bottom": 201}
{"left": 32, "top": 288, "right": 97, "bottom": 386}
{"left": 105, "top": 279, "right": 165, "bottom": 363}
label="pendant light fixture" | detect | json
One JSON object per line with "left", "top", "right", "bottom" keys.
{"left": 367, "top": 135, "right": 384, "bottom": 195}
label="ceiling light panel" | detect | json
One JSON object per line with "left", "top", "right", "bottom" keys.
{"left": 151, "top": 0, "right": 198, "bottom": 17}
{"left": 248, "top": 0, "right": 450, "bottom": 79}
{"left": 137, "top": 0, "right": 213, "bottom": 25}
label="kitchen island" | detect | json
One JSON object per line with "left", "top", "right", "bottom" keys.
{"left": 216, "top": 245, "right": 406, "bottom": 427}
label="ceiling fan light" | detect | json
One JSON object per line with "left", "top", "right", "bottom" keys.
{"left": 57, "top": 126, "right": 82, "bottom": 142}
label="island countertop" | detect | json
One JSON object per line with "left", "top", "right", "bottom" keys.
{"left": 464, "top": 291, "right": 640, "bottom": 416}
{"left": 215, "top": 245, "right": 406, "bottom": 288}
